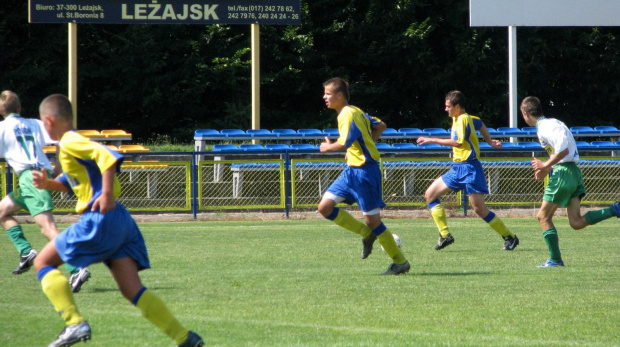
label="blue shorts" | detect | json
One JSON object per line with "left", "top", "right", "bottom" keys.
{"left": 326, "top": 163, "right": 386, "bottom": 212}
{"left": 441, "top": 160, "right": 489, "bottom": 195}
{"left": 54, "top": 203, "right": 150, "bottom": 271}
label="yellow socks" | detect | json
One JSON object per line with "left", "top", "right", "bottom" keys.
{"left": 484, "top": 211, "right": 513, "bottom": 237}
{"left": 39, "top": 268, "right": 83, "bottom": 325}
{"left": 374, "top": 223, "right": 407, "bottom": 265}
{"left": 134, "top": 288, "right": 189, "bottom": 345}
{"left": 328, "top": 207, "right": 372, "bottom": 238}
{"left": 429, "top": 200, "right": 450, "bottom": 237}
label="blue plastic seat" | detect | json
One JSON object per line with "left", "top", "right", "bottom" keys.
{"left": 575, "top": 141, "right": 593, "bottom": 148}
{"left": 418, "top": 143, "right": 445, "bottom": 149}
{"left": 422, "top": 128, "right": 450, "bottom": 136}
{"left": 297, "top": 129, "right": 324, "bottom": 137}
{"left": 322, "top": 128, "right": 339, "bottom": 136}
{"left": 570, "top": 126, "right": 599, "bottom": 135}
{"left": 246, "top": 129, "right": 273, "bottom": 138}
{"left": 479, "top": 142, "right": 493, "bottom": 149}
{"left": 194, "top": 129, "right": 224, "bottom": 138}
{"left": 392, "top": 143, "right": 417, "bottom": 150}
{"left": 375, "top": 143, "right": 392, "bottom": 150}
{"left": 594, "top": 126, "right": 620, "bottom": 134}
{"left": 591, "top": 141, "right": 616, "bottom": 148}
{"left": 382, "top": 128, "right": 402, "bottom": 137}
{"left": 517, "top": 142, "right": 542, "bottom": 149}
{"left": 398, "top": 128, "right": 424, "bottom": 136}
{"left": 521, "top": 127, "right": 537, "bottom": 135}
{"left": 212, "top": 144, "right": 240, "bottom": 152}
{"left": 500, "top": 142, "right": 518, "bottom": 149}
{"left": 264, "top": 144, "right": 290, "bottom": 151}
{"left": 239, "top": 144, "right": 265, "bottom": 151}
{"left": 272, "top": 129, "right": 297, "bottom": 137}
{"left": 497, "top": 127, "right": 526, "bottom": 136}
{"left": 221, "top": 129, "right": 248, "bottom": 137}
{"left": 289, "top": 143, "right": 318, "bottom": 152}
{"left": 485, "top": 128, "right": 501, "bottom": 136}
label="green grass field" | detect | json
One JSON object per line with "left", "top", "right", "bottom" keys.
{"left": 1, "top": 217, "right": 618, "bottom": 346}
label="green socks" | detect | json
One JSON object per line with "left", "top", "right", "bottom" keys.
{"left": 584, "top": 207, "right": 615, "bottom": 225}
{"left": 6, "top": 225, "right": 32, "bottom": 255}
{"left": 542, "top": 228, "right": 562, "bottom": 263}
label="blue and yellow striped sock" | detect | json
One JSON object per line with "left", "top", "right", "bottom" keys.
{"left": 133, "top": 287, "right": 189, "bottom": 345}
{"left": 326, "top": 207, "right": 372, "bottom": 238}
{"left": 374, "top": 223, "right": 407, "bottom": 265}
{"left": 483, "top": 211, "right": 513, "bottom": 238}
{"left": 429, "top": 199, "right": 450, "bottom": 237}
{"left": 38, "top": 267, "right": 83, "bottom": 325}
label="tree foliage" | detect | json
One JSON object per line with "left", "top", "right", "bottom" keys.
{"left": 1, "top": 0, "right": 620, "bottom": 141}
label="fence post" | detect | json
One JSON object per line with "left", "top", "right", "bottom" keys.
{"left": 462, "top": 191, "right": 468, "bottom": 216}
{"left": 192, "top": 152, "right": 198, "bottom": 219}
{"left": 284, "top": 151, "right": 291, "bottom": 218}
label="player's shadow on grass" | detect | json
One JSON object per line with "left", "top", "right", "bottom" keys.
{"left": 416, "top": 271, "right": 492, "bottom": 276}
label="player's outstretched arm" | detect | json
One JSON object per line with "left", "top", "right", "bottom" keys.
{"left": 32, "top": 168, "right": 68, "bottom": 193}
{"left": 478, "top": 124, "right": 502, "bottom": 149}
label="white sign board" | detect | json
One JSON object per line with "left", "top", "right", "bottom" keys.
{"left": 470, "top": 0, "right": 620, "bottom": 27}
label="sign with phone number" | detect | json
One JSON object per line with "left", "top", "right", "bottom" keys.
{"left": 29, "top": 0, "right": 301, "bottom": 25}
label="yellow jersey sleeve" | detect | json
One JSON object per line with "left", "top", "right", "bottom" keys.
{"left": 336, "top": 106, "right": 380, "bottom": 167}
{"left": 57, "top": 131, "right": 124, "bottom": 213}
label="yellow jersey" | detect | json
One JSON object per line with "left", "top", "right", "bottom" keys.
{"left": 336, "top": 105, "right": 380, "bottom": 167}
{"left": 56, "top": 131, "right": 124, "bottom": 213}
{"left": 451, "top": 113, "right": 480, "bottom": 162}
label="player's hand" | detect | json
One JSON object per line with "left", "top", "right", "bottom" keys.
{"left": 531, "top": 158, "right": 549, "bottom": 181}
{"left": 490, "top": 139, "right": 502, "bottom": 149}
{"left": 92, "top": 192, "right": 115, "bottom": 214}
{"left": 32, "top": 168, "right": 48, "bottom": 189}
{"left": 416, "top": 137, "right": 428, "bottom": 145}
{"left": 319, "top": 136, "right": 331, "bottom": 153}
{"left": 531, "top": 158, "right": 545, "bottom": 171}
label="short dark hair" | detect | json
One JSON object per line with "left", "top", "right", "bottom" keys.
{"left": 0, "top": 90, "right": 21, "bottom": 115}
{"left": 323, "top": 77, "right": 350, "bottom": 101}
{"left": 40, "top": 94, "right": 73, "bottom": 123}
{"left": 445, "top": 90, "right": 465, "bottom": 108}
{"left": 520, "top": 96, "right": 543, "bottom": 117}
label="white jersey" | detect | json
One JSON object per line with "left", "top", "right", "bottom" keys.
{"left": 0, "top": 114, "right": 53, "bottom": 175}
{"left": 536, "top": 116, "right": 579, "bottom": 164}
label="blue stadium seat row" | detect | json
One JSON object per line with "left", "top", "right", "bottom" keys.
{"left": 211, "top": 141, "right": 620, "bottom": 153}
{"left": 196, "top": 125, "right": 620, "bottom": 139}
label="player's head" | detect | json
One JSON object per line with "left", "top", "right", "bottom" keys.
{"left": 520, "top": 96, "right": 543, "bottom": 126}
{"left": 39, "top": 94, "right": 73, "bottom": 140}
{"left": 0, "top": 90, "right": 21, "bottom": 117}
{"left": 323, "top": 78, "right": 350, "bottom": 111}
{"left": 520, "top": 96, "right": 543, "bottom": 117}
{"left": 323, "top": 77, "right": 349, "bottom": 101}
{"left": 445, "top": 90, "right": 465, "bottom": 117}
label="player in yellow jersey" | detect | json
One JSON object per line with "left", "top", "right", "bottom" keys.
{"left": 417, "top": 91, "right": 519, "bottom": 251}
{"left": 31, "top": 94, "right": 204, "bottom": 347}
{"left": 318, "top": 78, "right": 410, "bottom": 275}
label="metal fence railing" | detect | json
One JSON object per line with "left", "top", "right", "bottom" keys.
{"left": 3, "top": 151, "right": 619, "bottom": 218}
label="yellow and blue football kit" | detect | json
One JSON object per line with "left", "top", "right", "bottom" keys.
{"left": 429, "top": 113, "right": 514, "bottom": 243}
{"left": 38, "top": 131, "right": 192, "bottom": 345}
{"left": 324, "top": 106, "right": 406, "bottom": 266}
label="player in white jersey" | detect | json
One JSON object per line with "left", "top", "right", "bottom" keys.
{"left": 0, "top": 91, "right": 90, "bottom": 291}
{"left": 520, "top": 96, "right": 620, "bottom": 267}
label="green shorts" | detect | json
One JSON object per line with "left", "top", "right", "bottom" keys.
{"left": 543, "top": 162, "right": 586, "bottom": 207}
{"left": 9, "top": 169, "right": 54, "bottom": 216}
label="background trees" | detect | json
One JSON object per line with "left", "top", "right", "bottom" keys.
{"left": 2, "top": 0, "right": 620, "bottom": 141}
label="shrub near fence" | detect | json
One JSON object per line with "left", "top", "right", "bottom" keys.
{"left": 3, "top": 151, "right": 619, "bottom": 217}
